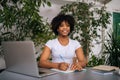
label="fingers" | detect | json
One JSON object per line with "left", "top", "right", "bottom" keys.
{"left": 70, "top": 63, "right": 83, "bottom": 71}
{"left": 58, "top": 62, "right": 69, "bottom": 71}
{"left": 58, "top": 62, "right": 83, "bottom": 71}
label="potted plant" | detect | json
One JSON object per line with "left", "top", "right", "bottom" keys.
{"left": 104, "top": 31, "right": 120, "bottom": 67}
{"left": 87, "top": 53, "right": 105, "bottom": 67}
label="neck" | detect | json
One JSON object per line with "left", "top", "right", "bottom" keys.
{"left": 58, "top": 36, "right": 69, "bottom": 46}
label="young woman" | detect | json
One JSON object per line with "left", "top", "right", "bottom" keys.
{"left": 38, "top": 14, "right": 87, "bottom": 71}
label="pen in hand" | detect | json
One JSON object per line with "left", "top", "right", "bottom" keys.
{"left": 59, "top": 54, "right": 65, "bottom": 62}
{"left": 59, "top": 54, "right": 70, "bottom": 70}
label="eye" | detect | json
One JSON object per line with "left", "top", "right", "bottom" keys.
{"left": 66, "top": 24, "right": 70, "bottom": 27}
{"left": 59, "top": 24, "right": 64, "bottom": 27}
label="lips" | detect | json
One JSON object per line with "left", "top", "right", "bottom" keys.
{"left": 62, "top": 30, "right": 69, "bottom": 34}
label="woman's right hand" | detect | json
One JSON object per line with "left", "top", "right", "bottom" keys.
{"left": 58, "top": 62, "right": 69, "bottom": 71}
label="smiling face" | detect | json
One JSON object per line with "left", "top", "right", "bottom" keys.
{"left": 57, "top": 21, "right": 70, "bottom": 37}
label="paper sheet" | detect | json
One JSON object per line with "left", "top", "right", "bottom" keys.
{"left": 51, "top": 68, "right": 86, "bottom": 73}
{"left": 51, "top": 69, "right": 74, "bottom": 73}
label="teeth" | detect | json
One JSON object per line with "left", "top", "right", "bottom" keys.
{"left": 63, "top": 31, "right": 67, "bottom": 32}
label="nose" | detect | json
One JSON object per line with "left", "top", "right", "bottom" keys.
{"left": 63, "top": 24, "right": 68, "bottom": 28}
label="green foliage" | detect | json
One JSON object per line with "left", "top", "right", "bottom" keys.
{"left": 0, "top": 0, "right": 55, "bottom": 55}
{"left": 0, "top": 0, "right": 54, "bottom": 45}
{"left": 60, "top": 2, "right": 111, "bottom": 56}
{"left": 87, "top": 53, "right": 105, "bottom": 67}
{"left": 104, "top": 31, "right": 120, "bottom": 67}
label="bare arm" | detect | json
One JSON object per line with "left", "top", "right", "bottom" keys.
{"left": 70, "top": 47, "right": 87, "bottom": 70}
{"left": 38, "top": 46, "right": 59, "bottom": 69}
{"left": 38, "top": 46, "right": 69, "bottom": 71}
{"left": 75, "top": 47, "right": 87, "bottom": 68}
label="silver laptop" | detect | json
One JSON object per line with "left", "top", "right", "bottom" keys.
{"left": 1, "top": 41, "right": 57, "bottom": 78}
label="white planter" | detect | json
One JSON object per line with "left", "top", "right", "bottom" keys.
{"left": 0, "top": 56, "right": 6, "bottom": 70}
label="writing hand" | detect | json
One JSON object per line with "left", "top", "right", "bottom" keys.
{"left": 58, "top": 62, "right": 69, "bottom": 71}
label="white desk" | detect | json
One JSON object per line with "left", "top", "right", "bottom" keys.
{"left": 0, "top": 68, "right": 120, "bottom": 80}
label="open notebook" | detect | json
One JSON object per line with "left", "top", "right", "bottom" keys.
{"left": 51, "top": 68, "right": 86, "bottom": 73}
{"left": 51, "top": 69, "right": 74, "bottom": 73}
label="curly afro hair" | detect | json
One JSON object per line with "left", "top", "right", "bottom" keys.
{"left": 51, "top": 14, "right": 75, "bottom": 35}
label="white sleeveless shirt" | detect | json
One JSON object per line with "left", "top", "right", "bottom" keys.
{"left": 45, "top": 38, "right": 81, "bottom": 64}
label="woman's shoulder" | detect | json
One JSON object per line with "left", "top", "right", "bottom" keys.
{"left": 69, "top": 38, "right": 81, "bottom": 48}
{"left": 69, "top": 38, "right": 79, "bottom": 43}
{"left": 46, "top": 38, "right": 57, "bottom": 44}
{"left": 45, "top": 38, "right": 58, "bottom": 49}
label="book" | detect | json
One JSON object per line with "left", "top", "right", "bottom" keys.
{"left": 91, "top": 69, "right": 114, "bottom": 75}
{"left": 113, "top": 69, "right": 120, "bottom": 76}
{"left": 91, "top": 65, "right": 119, "bottom": 75}
{"left": 92, "top": 65, "right": 119, "bottom": 71}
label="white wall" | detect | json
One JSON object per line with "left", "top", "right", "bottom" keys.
{"left": 39, "top": 4, "right": 61, "bottom": 23}
{"left": 39, "top": 0, "right": 71, "bottom": 23}
{"left": 106, "top": 0, "right": 120, "bottom": 12}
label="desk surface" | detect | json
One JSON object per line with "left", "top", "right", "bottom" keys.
{"left": 0, "top": 68, "right": 120, "bottom": 80}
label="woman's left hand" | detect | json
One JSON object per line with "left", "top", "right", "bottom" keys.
{"left": 70, "top": 62, "right": 83, "bottom": 71}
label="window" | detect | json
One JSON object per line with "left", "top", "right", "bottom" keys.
{"left": 113, "top": 12, "right": 120, "bottom": 39}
